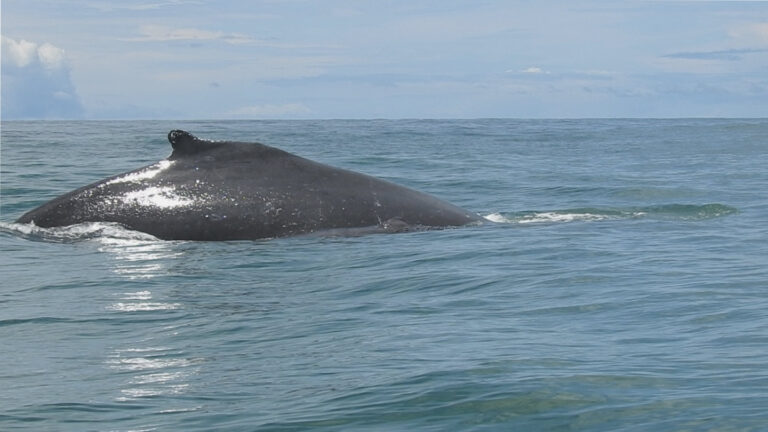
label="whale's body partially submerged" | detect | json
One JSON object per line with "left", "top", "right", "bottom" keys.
{"left": 16, "top": 130, "right": 482, "bottom": 240}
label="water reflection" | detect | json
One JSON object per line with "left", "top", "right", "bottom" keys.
{"left": 107, "top": 346, "right": 202, "bottom": 402}
{"left": 98, "top": 237, "right": 184, "bottom": 280}
{"left": 107, "top": 300, "right": 181, "bottom": 312}
{"left": 98, "top": 238, "right": 201, "bottom": 406}
{"left": 107, "top": 288, "right": 181, "bottom": 312}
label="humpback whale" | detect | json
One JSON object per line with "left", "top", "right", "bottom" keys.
{"left": 16, "top": 130, "right": 482, "bottom": 240}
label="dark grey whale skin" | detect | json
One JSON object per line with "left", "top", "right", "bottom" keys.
{"left": 16, "top": 130, "right": 482, "bottom": 240}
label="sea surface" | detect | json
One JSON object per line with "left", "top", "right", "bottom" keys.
{"left": 1, "top": 119, "right": 766, "bottom": 431}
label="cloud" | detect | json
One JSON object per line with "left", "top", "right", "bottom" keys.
{"left": 751, "top": 22, "right": 768, "bottom": 42}
{"left": 504, "top": 67, "right": 553, "bottom": 77}
{"left": 83, "top": 0, "right": 203, "bottom": 12}
{"left": 122, "top": 25, "right": 337, "bottom": 50}
{"left": 1, "top": 36, "right": 84, "bottom": 119}
{"left": 729, "top": 22, "right": 768, "bottom": 45}
{"left": 124, "top": 24, "right": 257, "bottom": 45}
{"left": 663, "top": 48, "right": 768, "bottom": 61}
{"left": 3, "top": 37, "right": 38, "bottom": 67}
{"left": 225, "top": 103, "right": 311, "bottom": 118}
{"left": 520, "top": 67, "right": 550, "bottom": 74}
{"left": 37, "top": 43, "right": 67, "bottom": 69}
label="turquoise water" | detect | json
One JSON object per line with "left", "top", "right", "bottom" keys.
{"left": 1, "top": 119, "right": 766, "bottom": 431}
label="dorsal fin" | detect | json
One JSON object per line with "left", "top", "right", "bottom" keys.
{"left": 168, "top": 130, "right": 197, "bottom": 150}
{"left": 167, "top": 129, "right": 294, "bottom": 161}
{"left": 167, "top": 130, "right": 221, "bottom": 158}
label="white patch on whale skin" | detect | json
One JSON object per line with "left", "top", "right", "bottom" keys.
{"left": 106, "top": 160, "right": 174, "bottom": 185}
{"left": 121, "top": 186, "right": 194, "bottom": 208}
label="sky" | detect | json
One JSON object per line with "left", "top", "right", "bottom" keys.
{"left": 1, "top": 0, "right": 767, "bottom": 119}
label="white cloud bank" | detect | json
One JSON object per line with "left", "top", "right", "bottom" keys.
{"left": 2, "top": 36, "right": 84, "bottom": 119}
{"left": 124, "top": 25, "right": 256, "bottom": 45}
{"left": 520, "top": 67, "right": 551, "bottom": 75}
{"left": 730, "top": 22, "right": 768, "bottom": 45}
{"left": 225, "top": 103, "right": 311, "bottom": 118}
{"left": 121, "top": 25, "right": 335, "bottom": 50}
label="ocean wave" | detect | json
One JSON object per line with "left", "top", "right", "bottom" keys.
{"left": 484, "top": 203, "right": 737, "bottom": 225}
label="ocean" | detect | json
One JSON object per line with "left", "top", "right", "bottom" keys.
{"left": 1, "top": 119, "right": 766, "bottom": 431}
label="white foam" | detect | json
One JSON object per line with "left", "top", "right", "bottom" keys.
{"left": 1, "top": 220, "right": 159, "bottom": 242}
{"left": 107, "top": 302, "right": 182, "bottom": 312}
{"left": 106, "top": 160, "right": 173, "bottom": 185}
{"left": 483, "top": 213, "right": 508, "bottom": 223}
{"left": 484, "top": 211, "right": 637, "bottom": 224}
{"left": 517, "top": 212, "right": 610, "bottom": 224}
